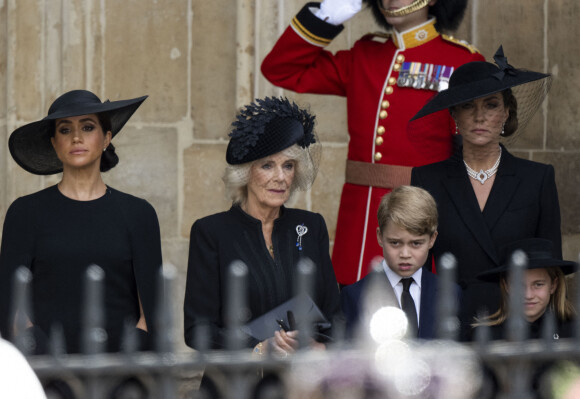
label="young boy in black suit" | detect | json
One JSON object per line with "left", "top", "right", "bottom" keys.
{"left": 341, "top": 185, "right": 445, "bottom": 340}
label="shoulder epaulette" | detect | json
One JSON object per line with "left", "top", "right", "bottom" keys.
{"left": 441, "top": 34, "right": 480, "bottom": 54}
{"left": 361, "top": 31, "right": 392, "bottom": 43}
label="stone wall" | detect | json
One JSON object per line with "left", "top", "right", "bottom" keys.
{"left": 1, "top": 1, "right": 579, "bottom": 351}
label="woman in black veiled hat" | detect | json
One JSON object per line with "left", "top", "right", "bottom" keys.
{"left": 0, "top": 90, "right": 162, "bottom": 356}
{"left": 184, "top": 97, "right": 341, "bottom": 355}
{"left": 410, "top": 46, "right": 561, "bottom": 341}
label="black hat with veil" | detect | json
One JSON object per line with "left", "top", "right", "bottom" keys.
{"left": 226, "top": 96, "right": 321, "bottom": 192}
{"left": 408, "top": 46, "right": 552, "bottom": 153}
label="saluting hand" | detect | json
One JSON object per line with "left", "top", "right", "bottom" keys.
{"left": 315, "top": 0, "right": 363, "bottom": 25}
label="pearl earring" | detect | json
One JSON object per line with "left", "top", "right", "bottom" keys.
{"left": 500, "top": 122, "right": 505, "bottom": 136}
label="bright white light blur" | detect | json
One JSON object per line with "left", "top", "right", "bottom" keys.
{"left": 414, "top": 340, "right": 483, "bottom": 398}
{"left": 369, "top": 306, "right": 408, "bottom": 343}
{"left": 375, "top": 340, "right": 431, "bottom": 396}
{"left": 374, "top": 339, "right": 411, "bottom": 376}
{"left": 394, "top": 358, "right": 431, "bottom": 396}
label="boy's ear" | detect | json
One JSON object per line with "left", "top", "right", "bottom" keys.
{"left": 428, "top": 231, "right": 438, "bottom": 249}
{"left": 376, "top": 227, "right": 384, "bottom": 248}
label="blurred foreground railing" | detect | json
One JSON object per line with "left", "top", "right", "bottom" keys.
{"left": 7, "top": 254, "right": 580, "bottom": 398}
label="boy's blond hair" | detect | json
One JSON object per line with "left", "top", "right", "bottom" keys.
{"left": 377, "top": 185, "right": 438, "bottom": 236}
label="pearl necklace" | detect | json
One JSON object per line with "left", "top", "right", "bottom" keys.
{"left": 464, "top": 147, "right": 502, "bottom": 184}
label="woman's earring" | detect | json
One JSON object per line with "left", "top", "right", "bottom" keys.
{"left": 454, "top": 123, "right": 459, "bottom": 135}
{"left": 500, "top": 122, "right": 506, "bottom": 136}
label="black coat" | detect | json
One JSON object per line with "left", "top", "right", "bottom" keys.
{"left": 474, "top": 312, "right": 574, "bottom": 398}
{"left": 411, "top": 146, "right": 561, "bottom": 340}
{"left": 484, "top": 312, "right": 574, "bottom": 341}
{"left": 184, "top": 205, "right": 342, "bottom": 350}
{"left": 341, "top": 266, "right": 458, "bottom": 340}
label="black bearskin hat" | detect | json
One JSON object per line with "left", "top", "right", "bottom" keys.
{"left": 363, "top": 0, "right": 468, "bottom": 33}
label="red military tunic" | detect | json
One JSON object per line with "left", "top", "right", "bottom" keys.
{"left": 262, "top": 4, "right": 484, "bottom": 285}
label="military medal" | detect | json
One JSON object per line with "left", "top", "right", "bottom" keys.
{"left": 408, "top": 62, "right": 419, "bottom": 87}
{"left": 429, "top": 65, "right": 442, "bottom": 91}
{"left": 397, "top": 62, "right": 411, "bottom": 87}
{"left": 425, "top": 63, "right": 434, "bottom": 90}
{"left": 397, "top": 61, "right": 456, "bottom": 92}
{"left": 416, "top": 63, "right": 429, "bottom": 89}
{"left": 412, "top": 62, "right": 422, "bottom": 88}
{"left": 438, "top": 66, "right": 454, "bottom": 91}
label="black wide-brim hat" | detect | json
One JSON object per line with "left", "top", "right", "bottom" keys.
{"left": 9, "top": 90, "right": 147, "bottom": 175}
{"left": 477, "top": 238, "right": 578, "bottom": 283}
{"left": 410, "top": 46, "right": 552, "bottom": 131}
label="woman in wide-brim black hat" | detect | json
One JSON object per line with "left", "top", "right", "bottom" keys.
{"left": 0, "top": 90, "right": 162, "bottom": 355}
{"left": 410, "top": 46, "right": 562, "bottom": 341}
{"left": 184, "top": 96, "right": 341, "bottom": 356}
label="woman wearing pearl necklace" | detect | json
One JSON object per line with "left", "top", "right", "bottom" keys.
{"left": 410, "top": 46, "right": 561, "bottom": 341}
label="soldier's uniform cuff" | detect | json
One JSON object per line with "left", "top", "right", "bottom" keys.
{"left": 291, "top": 2, "right": 345, "bottom": 46}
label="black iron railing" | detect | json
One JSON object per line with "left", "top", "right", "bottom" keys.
{"left": 6, "top": 253, "right": 580, "bottom": 398}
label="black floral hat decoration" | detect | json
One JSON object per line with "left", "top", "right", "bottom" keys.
{"left": 9, "top": 90, "right": 147, "bottom": 175}
{"left": 226, "top": 97, "right": 317, "bottom": 165}
{"left": 477, "top": 238, "right": 578, "bottom": 283}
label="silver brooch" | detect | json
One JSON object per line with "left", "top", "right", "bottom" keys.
{"left": 296, "top": 224, "right": 308, "bottom": 251}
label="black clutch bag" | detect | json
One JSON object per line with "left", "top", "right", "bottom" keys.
{"left": 240, "top": 294, "right": 331, "bottom": 341}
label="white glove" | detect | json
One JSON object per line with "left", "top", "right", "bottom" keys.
{"left": 314, "top": 0, "right": 362, "bottom": 25}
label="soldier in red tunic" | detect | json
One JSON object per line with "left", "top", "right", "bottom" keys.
{"left": 262, "top": 0, "right": 485, "bottom": 285}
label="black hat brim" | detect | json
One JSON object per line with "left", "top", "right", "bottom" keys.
{"left": 477, "top": 259, "right": 578, "bottom": 283}
{"left": 410, "top": 68, "right": 549, "bottom": 121}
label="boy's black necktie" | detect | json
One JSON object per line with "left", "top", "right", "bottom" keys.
{"left": 400, "top": 277, "right": 418, "bottom": 336}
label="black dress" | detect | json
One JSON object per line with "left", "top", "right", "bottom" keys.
{"left": 0, "top": 185, "right": 162, "bottom": 353}
{"left": 184, "top": 204, "right": 342, "bottom": 350}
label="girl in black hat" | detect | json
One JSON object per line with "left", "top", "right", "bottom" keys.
{"left": 472, "top": 238, "right": 576, "bottom": 398}
{"left": 184, "top": 97, "right": 341, "bottom": 356}
{"left": 474, "top": 238, "right": 576, "bottom": 340}
{"left": 410, "top": 46, "right": 561, "bottom": 341}
{"left": 0, "top": 90, "right": 162, "bottom": 355}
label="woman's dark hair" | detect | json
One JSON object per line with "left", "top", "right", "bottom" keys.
{"left": 501, "top": 89, "right": 518, "bottom": 137}
{"left": 97, "top": 112, "right": 119, "bottom": 172}
{"left": 363, "top": 0, "right": 468, "bottom": 32}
